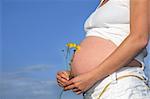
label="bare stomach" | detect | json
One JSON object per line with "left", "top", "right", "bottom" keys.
{"left": 70, "top": 36, "right": 142, "bottom": 77}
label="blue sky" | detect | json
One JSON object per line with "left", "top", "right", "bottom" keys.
{"left": 0, "top": 0, "right": 2, "bottom": 68}
{"left": 1, "top": 0, "right": 98, "bottom": 99}
{"left": 0, "top": 0, "right": 150, "bottom": 99}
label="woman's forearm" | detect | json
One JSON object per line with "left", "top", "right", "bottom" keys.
{"left": 93, "top": 35, "right": 148, "bottom": 81}
{"left": 92, "top": 0, "right": 149, "bottom": 82}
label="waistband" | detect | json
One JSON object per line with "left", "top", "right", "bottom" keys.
{"left": 84, "top": 67, "right": 148, "bottom": 96}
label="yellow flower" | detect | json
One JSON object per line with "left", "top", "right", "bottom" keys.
{"left": 66, "top": 42, "right": 80, "bottom": 51}
{"left": 76, "top": 45, "right": 80, "bottom": 51}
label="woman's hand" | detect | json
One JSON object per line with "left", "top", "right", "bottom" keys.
{"left": 56, "top": 70, "right": 71, "bottom": 88}
{"left": 64, "top": 70, "right": 99, "bottom": 95}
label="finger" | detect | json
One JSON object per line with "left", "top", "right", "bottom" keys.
{"left": 57, "top": 80, "right": 67, "bottom": 87}
{"left": 57, "top": 75, "right": 68, "bottom": 84}
{"left": 62, "top": 71, "right": 70, "bottom": 77}
{"left": 58, "top": 72, "right": 69, "bottom": 80}
{"left": 57, "top": 75, "right": 69, "bottom": 83}
{"left": 61, "top": 73, "right": 70, "bottom": 80}
{"left": 57, "top": 80, "right": 66, "bottom": 87}
{"left": 57, "top": 71, "right": 67, "bottom": 77}
{"left": 57, "top": 71, "right": 63, "bottom": 76}
{"left": 72, "top": 88, "right": 81, "bottom": 92}
{"left": 56, "top": 74, "right": 63, "bottom": 80}
{"left": 57, "top": 71, "right": 68, "bottom": 75}
{"left": 64, "top": 79, "right": 75, "bottom": 87}
{"left": 58, "top": 82, "right": 64, "bottom": 87}
{"left": 76, "top": 91, "right": 82, "bottom": 95}
{"left": 64, "top": 84, "right": 75, "bottom": 91}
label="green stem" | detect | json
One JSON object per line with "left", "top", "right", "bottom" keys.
{"left": 58, "top": 89, "right": 64, "bottom": 99}
{"left": 59, "top": 45, "right": 77, "bottom": 99}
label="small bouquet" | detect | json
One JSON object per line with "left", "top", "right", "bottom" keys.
{"left": 59, "top": 42, "right": 80, "bottom": 99}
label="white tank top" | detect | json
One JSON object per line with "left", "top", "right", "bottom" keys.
{"left": 84, "top": 0, "right": 147, "bottom": 69}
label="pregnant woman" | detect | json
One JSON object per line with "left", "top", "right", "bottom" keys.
{"left": 57, "top": 0, "right": 150, "bottom": 99}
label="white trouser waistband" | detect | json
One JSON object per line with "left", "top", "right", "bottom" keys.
{"left": 83, "top": 67, "right": 149, "bottom": 97}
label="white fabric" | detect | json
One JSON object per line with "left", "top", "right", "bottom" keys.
{"left": 84, "top": 0, "right": 147, "bottom": 68}
{"left": 83, "top": 67, "right": 150, "bottom": 99}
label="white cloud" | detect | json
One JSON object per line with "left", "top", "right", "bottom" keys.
{"left": 1, "top": 74, "right": 65, "bottom": 99}
{"left": 0, "top": 64, "right": 82, "bottom": 99}
{"left": 2, "top": 64, "right": 53, "bottom": 76}
{"left": 0, "top": 77, "right": 82, "bottom": 99}
{"left": 20, "top": 64, "right": 53, "bottom": 72}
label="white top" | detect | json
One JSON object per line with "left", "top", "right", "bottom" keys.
{"left": 84, "top": 0, "right": 147, "bottom": 68}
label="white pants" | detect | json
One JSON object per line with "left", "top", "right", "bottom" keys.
{"left": 83, "top": 67, "right": 150, "bottom": 99}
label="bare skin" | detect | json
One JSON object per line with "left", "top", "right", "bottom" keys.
{"left": 56, "top": 0, "right": 149, "bottom": 95}
{"left": 57, "top": 36, "right": 142, "bottom": 93}
{"left": 70, "top": 36, "right": 141, "bottom": 77}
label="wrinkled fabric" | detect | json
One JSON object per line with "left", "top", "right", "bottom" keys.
{"left": 83, "top": 67, "right": 150, "bottom": 99}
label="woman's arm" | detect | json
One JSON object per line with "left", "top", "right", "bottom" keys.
{"left": 93, "top": 0, "right": 149, "bottom": 81}
{"left": 64, "top": 0, "right": 149, "bottom": 94}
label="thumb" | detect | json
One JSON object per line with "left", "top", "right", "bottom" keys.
{"left": 65, "top": 79, "right": 74, "bottom": 87}
{"left": 62, "top": 71, "right": 70, "bottom": 80}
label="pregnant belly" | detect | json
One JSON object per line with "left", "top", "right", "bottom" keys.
{"left": 70, "top": 36, "right": 117, "bottom": 76}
